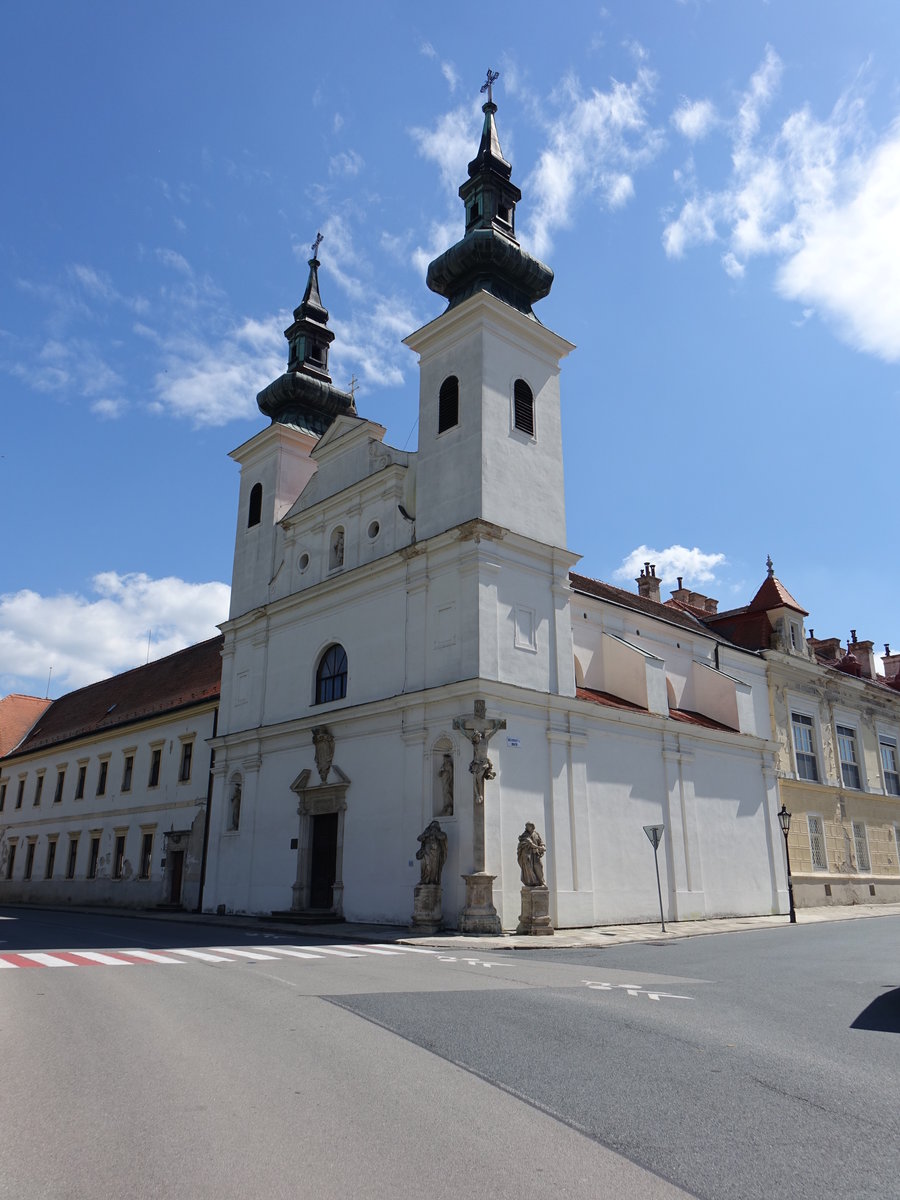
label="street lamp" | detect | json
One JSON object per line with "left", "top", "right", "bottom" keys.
{"left": 777, "top": 804, "right": 797, "bottom": 924}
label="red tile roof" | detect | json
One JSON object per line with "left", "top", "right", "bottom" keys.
{"left": 3, "top": 637, "right": 223, "bottom": 760}
{"left": 570, "top": 573, "right": 714, "bottom": 637}
{"left": 669, "top": 707, "right": 737, "bottom": 733}
{"left": 576, "top": 686, "right": 647, "bottom": 713}
{"left": 747, "top": 573, "right": 807, "bottom": 616}
{"left": 0, "top": 694, "right": 52, "bottom": 756}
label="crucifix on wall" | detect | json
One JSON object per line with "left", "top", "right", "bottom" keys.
{"left": 453, "top": 698, "right": 506, "bottom": 874}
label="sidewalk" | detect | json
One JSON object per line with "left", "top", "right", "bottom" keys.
{"left": 10, "top": 899, "right": 899, "bottom": 951}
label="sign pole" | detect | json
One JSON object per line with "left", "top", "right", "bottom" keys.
{"left": 643, "top": 824, "right": 666, "bottom": 933}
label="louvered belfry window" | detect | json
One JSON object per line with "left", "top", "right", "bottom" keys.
{"left": 438, "top": 376, "right": 459, "bottom": 434}
{"left": 513, "top": 378, "right": 534, "bottom": 436}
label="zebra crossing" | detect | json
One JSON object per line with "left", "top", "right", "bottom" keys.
{"left": 0, "top": 943, "right": 438, "bottom": 971}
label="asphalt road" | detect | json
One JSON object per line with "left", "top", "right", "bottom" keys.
{"left": 1, "top": 907, "right": 897, "bottom": 1200}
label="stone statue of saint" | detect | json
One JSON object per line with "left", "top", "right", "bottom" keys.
{"left": 517, "top": 822, "right": 546, "bottom": 888}
{"left": 416, "top": 820, "right": 448, "bottom": 886}
{"left": 331, "top": 527, "right": 344, "bottom": 569}
{"left": 437, "top": 753, "right": 454, "bottom": 816}
{"left": 228, "top": 781, "right": 242, "bottom": 831}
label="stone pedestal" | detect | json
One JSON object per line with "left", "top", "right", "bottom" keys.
{"left": 516, "top": 885, "right": 554, "bottom": 935}
{"left": 459, "top": 872, "right": 502, "bottom": 935}
{"left": 410, "top": 883, "right": 443, "bottom": 934}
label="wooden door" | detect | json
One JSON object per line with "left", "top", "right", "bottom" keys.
{"left": 309, "top": 813, "right": 338, "bottom": 909}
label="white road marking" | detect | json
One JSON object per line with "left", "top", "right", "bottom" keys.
{"left": 121, "top": 950, "right": 185, "bottom": 964}
{"left": 261, "top": 947, "right": 326, "bottom": 960}
{"left": 215, "top": 948, "right": 280, "bottom": 961}
{"left": 172, "top": 949, "right": 236, "bottom": 963}
{"left": 70, "top": 951, "right": 133, "bottom": 966}
{"left": 373, "top": 944, "right": 438, "bottom": 955}
{"left": 315, "top": 947, "right": 364, "bottom": 958}
{"left": 0, "top": 959, "right": 17, "bottom": 968}
{"left": 344, "top": 946, "right": 402, "bottom": 955}
{"left": 19, "top": 953, "right": 75, "bottom": 967}
{"left": 583, "top": 980, "right": 693, "bottom": 1001}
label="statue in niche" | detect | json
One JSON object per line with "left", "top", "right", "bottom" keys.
{"left": 228, "top": 780, "right": 242, "bottom": 831}
{"left": 517, "top": 822, "right": 547, "bottom": 888}
{"left": 330, "top": 527, "right": 344, "bottom": 569}
{"left": 312, "top": 726, "right": 335, "bottom": 783}
{"left": 437, "top": 753, "right": 454, "bottom": 816}
{"left": 415, "top": 820, "right": 448, "bottom": 886}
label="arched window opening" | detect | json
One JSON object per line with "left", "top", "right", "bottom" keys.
{"left": 248, "top": 482, "right": 263, "bottom": 528}
{"left": 438, "top": 376, "right": 459, "bottom": 434}
{"left": 315, "top": 644, "right": 348, "bottom": 705}
{"left": 513, "top": 379, "right": 534, "bottom": 437}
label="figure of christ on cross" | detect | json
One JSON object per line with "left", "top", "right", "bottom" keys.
{"left": 453, "top": 699, "right": 506, "bottom": 875}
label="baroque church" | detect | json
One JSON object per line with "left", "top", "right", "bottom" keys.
{"left": 200, "top": 91, "right": 788, "bottom": 931}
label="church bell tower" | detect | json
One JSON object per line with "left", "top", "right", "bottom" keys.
{"left": 404, "top": 74, "right": 574, "bottom": 549}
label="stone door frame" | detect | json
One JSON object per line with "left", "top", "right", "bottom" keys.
{"left": 290, "top": 766, "right": 349, "bottom": 916}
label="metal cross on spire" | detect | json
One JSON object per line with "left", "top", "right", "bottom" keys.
{"left": 311, "top": 231, "right": 324, "bottom": 259}
{"left": 480, "top": 68, "right": 499, "bottom": 104}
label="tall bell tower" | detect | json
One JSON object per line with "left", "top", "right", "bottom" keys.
{"left": 404, "top": 75, "right": 574, "bottom": 549}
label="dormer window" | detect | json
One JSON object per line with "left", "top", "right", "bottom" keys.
{"left": 438, "top": 376, "right": 459, "bottom": 434}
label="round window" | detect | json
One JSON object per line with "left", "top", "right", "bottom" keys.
{"left": 367, "top": 520, "right": 380, "bottom": 540}
{"left": 298, "top": 552, "right": 310, "bottom": 573}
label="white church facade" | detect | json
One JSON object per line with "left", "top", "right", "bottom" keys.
{"left": 201, "top": 94, "right": 788, "bottom": 931}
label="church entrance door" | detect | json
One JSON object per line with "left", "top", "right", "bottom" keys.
{"left": 168, "top": 850, "right": 184, "bottom": 905}
{"left": 309, "top": 812, "right": 338, "bottom": 909}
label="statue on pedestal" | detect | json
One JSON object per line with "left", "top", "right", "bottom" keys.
{"left": 416, "top": 820, "right": 448, "bottom": 885}
{"left": 517, "top": 822, "right": 546, "bottom": 887}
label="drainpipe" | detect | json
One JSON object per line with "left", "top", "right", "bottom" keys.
{"left": 196, "top": 705, "right": 218, "bottom": 913}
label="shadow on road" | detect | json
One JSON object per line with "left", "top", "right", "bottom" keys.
{"left": 850, "top": 986, "right": 900, "bottom": 1034}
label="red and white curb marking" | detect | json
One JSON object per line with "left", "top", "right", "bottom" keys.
{"left": 0, "top": 944, "right": 437, "bottom": 971}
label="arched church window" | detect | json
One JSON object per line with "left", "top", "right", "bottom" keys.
{"left": 248, "top": 482, "right": 263, "bottom": 528}
{"left": 438, "top": 376, "right": 459, "bottom": 434}
{"left": 513, "top": 379, "right": 534, "bottom": 437}
{"left": 315, "top": 644, "right": 348, "bottom": 705}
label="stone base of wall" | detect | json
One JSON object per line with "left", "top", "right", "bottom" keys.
{"left": 794, "top": 874, "right": 900, "bottom": 907}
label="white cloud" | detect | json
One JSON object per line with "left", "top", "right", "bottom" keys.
{"left": 662, "top": 47, "right": 900, "bottom": 363}
{"left": 329, "top": 149, "right": 364, "bottom": 178}
{"left": 155, "top": 248, "right": 192, "bottom": 274}
{"left": 441, "top": 62, "right": 459, "bottom": 92}
{"left": 524, "top": 68, "right": 664, "bottom": 258}
{"left": 409, "top": 103, "right": 479, "bottom": 191}
{"left": 614, "top": 544, "right": 727, "bottom": 588}
{"left": 671, "top": 98, "right": 716, "bottom": 141}
{"left": 90, "top": 397, "right": 126, "bottom": 419}
{"left": 0, "top": 572, "right": 229, "bottom": 695}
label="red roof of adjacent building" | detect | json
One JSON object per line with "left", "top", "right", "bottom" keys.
{"left": 0, "top": 694, "right": 52, "bottom": 756}
{"left": 3, "top": 637, "right": 223, "bottom": 760}
{"left": 747, "top": 572, "right": 807, "bottom": 616}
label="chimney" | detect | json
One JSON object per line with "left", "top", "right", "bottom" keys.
{"left": 810, "top": 636, "right": 842, "bottom": 662}
{"left": 848, "top": 631, "right": 876, "bottom": 680}
{"left": 670, "top": 576, "right": 692, "bottom": 604}
{"left": 636, "top": 563, "right": 661, "bottom": 603}
{"left": 688, "top": 591, "right": 719, "bottom": 614}
{"left": 883, "top": 645, "right": 900, "bottom": 681}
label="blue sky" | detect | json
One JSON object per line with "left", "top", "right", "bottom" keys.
{"left": 2, "top": 1, "right": 899, "bottom": 697}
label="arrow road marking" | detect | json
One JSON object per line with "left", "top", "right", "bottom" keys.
{"left": 583, "top": 980, "right": 693, "bottom": 1001}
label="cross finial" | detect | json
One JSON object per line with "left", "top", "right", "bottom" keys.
{"left": 348, "top": 374, "right": 358, "bottom": 400}
{"left": 480, "top": 68, "right": 499, "bottom": 104}
{"left": 311, "top": 231, "right": 324, "bottom": 259}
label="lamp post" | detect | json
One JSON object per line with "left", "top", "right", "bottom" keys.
{"left": 777, "top": 804, "right": 797, "bottom": 924}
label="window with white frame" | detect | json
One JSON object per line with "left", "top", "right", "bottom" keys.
{"left": 879, "top": 736, "right": 900, "bottom": 796}
{"left": 791, "top": 713, "right": 819, "bottom": 781}
{"left": 852, "top": 821, "right": 870, "bottom": 872}
{"left": 808, "top": 814, "right": 828, "bottom": 871}
{"left": 836, "top": 725, "right": 862, "bottom": 790}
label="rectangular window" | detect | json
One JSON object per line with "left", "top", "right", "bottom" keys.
{"left": 24, "top": 841, "right": 36, "bottom": 881}
{"left": 53, "top": 769, "right": 65, "bottom": 804}
{"left": 75, "top": 765, "right": 86, "bottom": 800}
{"left": 139, "top": 832, "right": 153, "bottom": 880}
{"left": 16, "top": 779, "right": 25, "bottom": 809}
{"left": 852, "top": 821, "right": 871, "bottom": 872}
{"left": 121, "top": 754, "right": 134, "bottom": 793}
{"left": 66, "top": 838, "right": 78, "bottom": 880}
{"left": 113, "top": 834, "right": 126, "bottom": 879}
{"left": 808, "top": 815, "right": 828, "bottom": 871}
{"left": 836, "top": 725, "right": 861, "bottom": 789}
{"left": 880, "top": 737, "right": 900, "bottom": 796}
{"left": 87, "top": 836, "right": 101, "bottom": 880}
{"left": 5, "top": 844, "right": 16, "bottom": 880}
{"left": 179, "top": 742, "right": 193, "bottom": 783}
{"left": 0, "top": 782, "right": 6, "bottom": 812}
{"left": 791, "top": 713, "right": 819, "bottom": 782}
{"left": 148, "top": 748, "right": 161, "bottom": 788}
{"left": 96, "top": 760, "right": 108, "bottom": 797}
{"left": 33, "top": 774, "right": 44, "bottom": 806}
{"left": 45, "top": 840, "right": 57, "bottom": 880}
